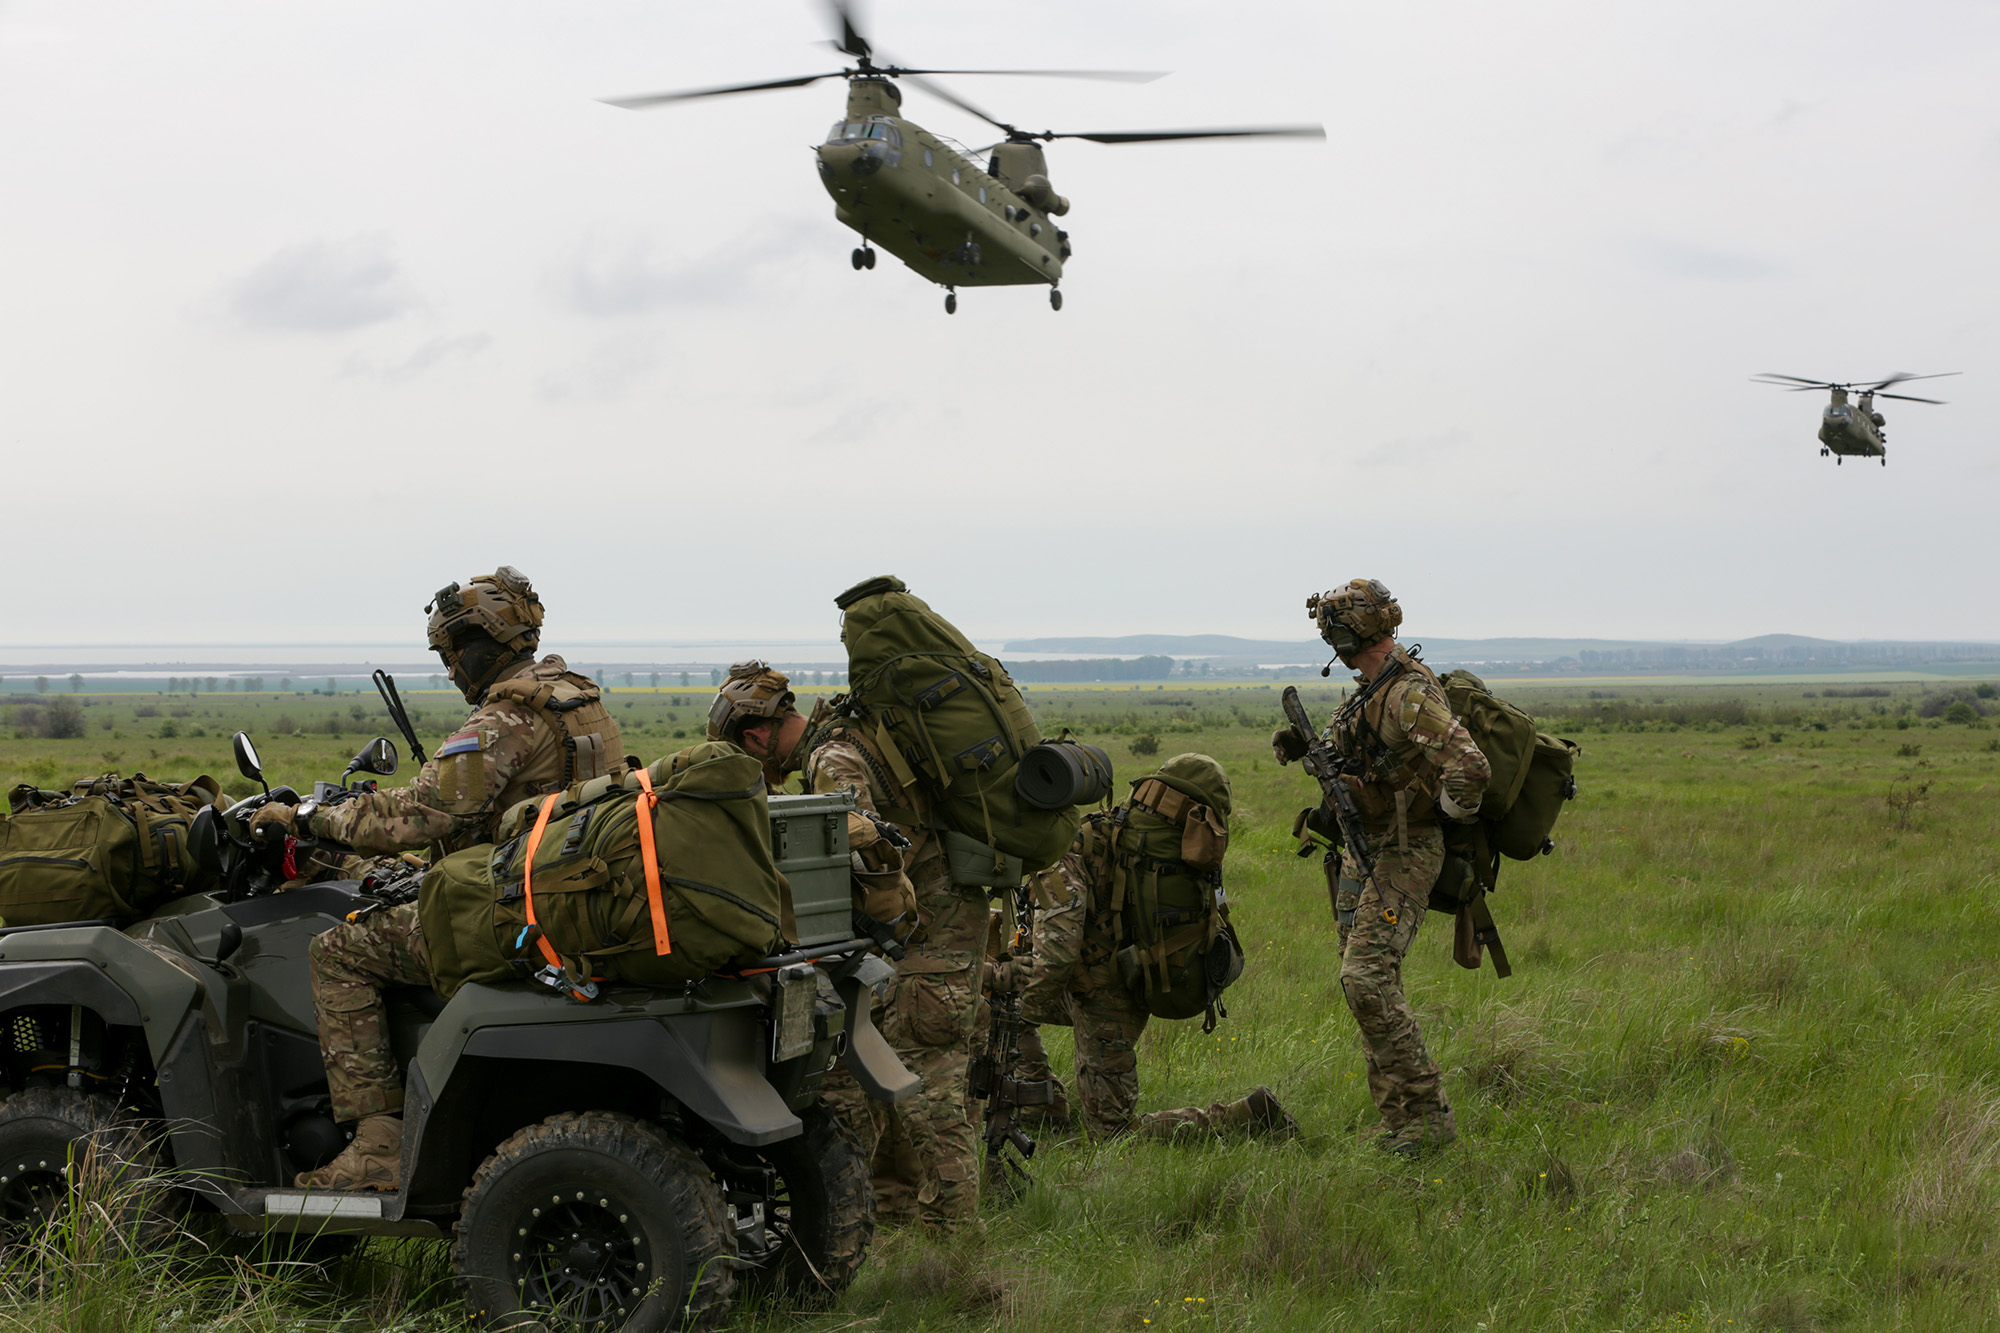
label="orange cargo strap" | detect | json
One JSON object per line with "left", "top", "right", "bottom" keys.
{"left": 633, "top": 767, "right": 672, "bottom": 956}
{"left": 521, "top": 792, "right": 567, "bottom": 978}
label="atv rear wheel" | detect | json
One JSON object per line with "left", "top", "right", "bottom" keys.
{"left": 733, "top": 1101, "right": 873, "bottom": 1305}
{"left": 453, "top": 1111, "right": 735, "bottom": 1333}
{"left": 0, "top": 1087, "right": 176, "bottom": 1250}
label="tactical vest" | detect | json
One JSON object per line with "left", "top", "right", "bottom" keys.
{"left": 482, "top": 657, "right": 623, "bottom": 806}
{"left": 1328, "top": 648, "right": 1443, "bottom": 833}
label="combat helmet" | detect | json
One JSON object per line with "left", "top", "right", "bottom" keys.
{"left": 426, "top": 566, "right": 544, "bottom": 702}
{"left": 1307, "top": 578, "right": 1402, "bottom": 660}
{"left": 706, "top": 661, "right": 798, "bottom": 744}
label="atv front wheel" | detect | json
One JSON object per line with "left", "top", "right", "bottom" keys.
{"left": 453, "top": 1111, "right": 735, "bottom": 1333}
{"left": 732, "top": 1101, "right": 874, "bottom": 1305}
{"left": 0, "top": 1087, "right": 176, "bottom": 1249}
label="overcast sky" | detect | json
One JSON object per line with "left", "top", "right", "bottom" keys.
{"left": 3, "top": 0, "right": 1995, "bottom": 650}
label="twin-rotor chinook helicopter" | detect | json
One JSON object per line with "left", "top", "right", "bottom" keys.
{"left": 1752, "top": 372, "right": 1959, "bottom": 466}
{"left": 604, "top": 3, "right": 1323, "bottom": 313}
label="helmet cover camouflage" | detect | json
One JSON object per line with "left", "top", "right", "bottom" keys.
{"left": 1307, "top": 579, "right": 1403, "bottom": 656}
{"left": 426, "top": 566, "right": 544, "bottom": 657}
{"left": 706, "top": 661, "right": 798, "bottom": 742}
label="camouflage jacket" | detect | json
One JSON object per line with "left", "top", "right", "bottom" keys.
{"left": 1327, "top": 646, "right": 1490, "bottom": 838}
{"left": 310, "top": 654, "right": 622, "bottom": 858}
{"left": 801, "top": 726, "right": 947, "bottom": 896}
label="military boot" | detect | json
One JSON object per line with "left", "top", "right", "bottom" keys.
{"left": 1244, "top": 1086, "right": 1299, "bottom": 1140}
{"left": 296, "top": 1113, "right": 402, "bottom": 1191}
{"left": 1381, "top": 1104, "right": 1456, "bottom": 1158}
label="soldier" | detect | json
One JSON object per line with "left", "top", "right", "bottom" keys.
{"left": 246, "top": 567, "right": 623, "bottom": 1189}
{"left": 1006, "top": 753, "right": 1295, "bottom": 1143}
{"left": 702, "top": 668, "right": 940, "bottom": 1222}
{"left": 1272, "top": 579, "right": 1490, "bottom": 1157}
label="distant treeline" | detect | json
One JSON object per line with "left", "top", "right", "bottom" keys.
{"left": 1004, "top": 655, "right": 1175, "bottom": 683}
{"left": 1568, "top": 642, "right": 1997, "bottom": 670}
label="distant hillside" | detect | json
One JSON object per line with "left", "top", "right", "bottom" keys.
{"left": 1003, "top": 633, "right": 2000, "bottom": 676}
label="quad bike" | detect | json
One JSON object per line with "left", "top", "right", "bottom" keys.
{"left": 0, "top": 730, "right": 916, "bottom": 1331}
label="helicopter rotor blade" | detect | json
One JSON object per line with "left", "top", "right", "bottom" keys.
{"left": 1751, "top": 373, "right": 1838, "bottom": 388}
{"left": 885, "top": 67, "right": 1167, "bottom": 83}
{"left": 1874, "top": 392, "right": 1948, "bottom": 405}
{"left": 828, "top": 0, "right": 871, "bottom": 60}
{"left": 1868, "top": 371, "right": 1960, "bottom": 392}
{"left": 1041, "top": 124, "right": 1327, "bottom": 144}
{"left": 901, "top": 72, "right": 1018, "bottom": 135}
{"left": 601, "top": 72, "right": 845, "bottom": 109}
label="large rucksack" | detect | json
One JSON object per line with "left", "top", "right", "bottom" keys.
{"left": 832, "top": 575, "right": 1079, "bottom": 875}
{"left": 1, "top": 773, "right": 224, "bottom": 926}
{"left": 419, "top": 742, "right": 790, "bottom": 1000}
{"left": 1082, "top": 755, "right": 1244, "bottom": 1030}
{"left": 1426, "top": 670, "right": 1581, "bottom": 973}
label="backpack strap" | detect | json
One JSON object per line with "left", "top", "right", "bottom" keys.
{"left": 632, "top": 767, "right": 673, "bottom": 958}
{"left": 520, "top": 793, "right": 598, "bottom": 1002}
{"left": 1129, "top": 778, "right": 1192, "bottom": 824}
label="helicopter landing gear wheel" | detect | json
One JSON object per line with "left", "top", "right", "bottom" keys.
{"left": 944, "top": 291, "right": 957, "bottom": 315}
{"left": 1836, "top": 457, "right": 1842, "bottom": 465}
{"left": 851, "top": 248, "right": 866, "bottom": 271}
{"left": 864, "top": 248, "right": 876, "bottom": 269}
{"left": 1049, "top": 288, "right": 1062, "bottom": 311}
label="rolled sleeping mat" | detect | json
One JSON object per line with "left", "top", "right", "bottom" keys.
{"left": 1014, "top": 740, "right": 1115, "bottom": 811}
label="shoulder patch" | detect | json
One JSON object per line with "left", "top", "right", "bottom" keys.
{"left": 436, "top": 731, "right": 485, "bottom": 758}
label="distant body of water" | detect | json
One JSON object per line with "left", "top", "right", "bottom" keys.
{"left": 0, "top": 640, "right": 1147, "bottom": 684}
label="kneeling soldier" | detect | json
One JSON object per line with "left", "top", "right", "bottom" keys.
{"left": 1008, "top": 753, "right": 1295, "bottom": 1142}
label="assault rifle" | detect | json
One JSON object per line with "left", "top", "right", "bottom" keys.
{"left": 1280, "top": 684, "right": 1375, "bottom": 888}
{"left": 968, "top": 877, "right": 1061, "bottom": 1195}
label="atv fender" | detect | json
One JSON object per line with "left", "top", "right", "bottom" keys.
{"left": 836, "top": 954, "right": 919, "bottom": 1103}
{"left": 0, "top": 925, "right": 201, "bottom": 1062}
{"left": 444, "top": 1007, "right": 802, "bottom": 1147}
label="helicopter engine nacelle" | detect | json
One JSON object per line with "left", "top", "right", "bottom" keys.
{"left": 1018, "top": 174, "right": 1069, "bottom": 217}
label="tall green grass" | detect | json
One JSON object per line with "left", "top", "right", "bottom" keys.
{"left": 5, "top": 686, "right": 1998, "bottom": 1330}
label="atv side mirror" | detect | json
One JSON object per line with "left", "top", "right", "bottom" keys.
{"left": 233, "top": 732, "right": 268, "bottom": 793}
{"left": 353, "top": 736, "right": 398, "bottom": 777}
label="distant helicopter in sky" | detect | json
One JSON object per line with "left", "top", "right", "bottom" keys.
{"left": 1752, "top": 372, "right": 1958, "bottom": 466}
{"left": 602, "top": 1, "right": 1324, "bottom": 313}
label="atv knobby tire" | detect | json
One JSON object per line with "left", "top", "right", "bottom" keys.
{"left": 453, "top": 1111, "right": 735, "bottom": 1333}
{"left": 0, "top": 1087, "right": 176, "bottom": 1251}
{"left": 739, "top": 1101, "right": 874, "bottom": 1305}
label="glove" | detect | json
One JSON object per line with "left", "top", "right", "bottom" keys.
{"left": 1438, "top": 789, "right": 1482, "bottom": 824}
{"left": 1271, "top": 727, "right": 1308, "bottom": 764}
{"left": 247, "top": 802, "right": 299, "bottom": 841}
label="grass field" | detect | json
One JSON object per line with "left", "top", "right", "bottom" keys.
{"left": 3, "top": 678, "right": 1999, "bottom": 1332}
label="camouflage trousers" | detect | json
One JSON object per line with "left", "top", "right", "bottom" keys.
{"left": 1339, "top": 827, "right": 1453, "bottom": 1141}
{"left": 308, "top": 900, "right": 431, "bottom": 1123}
{"left": 822, "top": 877, "right": 988, "bottom": 1230}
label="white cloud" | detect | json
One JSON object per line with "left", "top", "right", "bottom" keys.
{"left": 225, "top": 234, "right": 420, "bottom": 333}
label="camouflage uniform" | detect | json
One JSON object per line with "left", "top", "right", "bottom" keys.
{"left": 808, "top": 727, "right": 986, "bottom": 1231}
{"left": 1011, "top": 802, "right": 1289, "bottom": 1143}
{"left": 1326, "top": 644, "right": 1490, "bottom": 1149}
{"left": 306, "top": 655, "right": 621, "bottom": 1123}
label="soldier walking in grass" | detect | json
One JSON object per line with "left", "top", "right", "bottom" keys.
{"left": 1006, "top": 753, "right": 1296, "bottom": 1143}
{"left": 1273, "top": 579, "right": 1490, "bottom": 1156}
{"left": 246, "top": 567, "right": 623, "bottom": 1190}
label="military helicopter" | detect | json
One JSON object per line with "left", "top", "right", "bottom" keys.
{"left": 603, "top": 3, "right": 1324, "bottom": 313}
{"left": 1752, "top": 372, "right": 1958, "bottom": 466}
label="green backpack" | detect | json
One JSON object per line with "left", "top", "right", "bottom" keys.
{"left": 419, "top": 742, "right": 790, "bottom": 1001}
{"left": 1, "top": 773, "right": 224, "bottom": 926}
{"left": 833, "top": 575, "right": 1079, "bottom": 874}
{"left": 1084, "top": 754, "right": 1244, "bottom": 1030}
{"left": 1427, "top": 671, "right": 1581, "bottom": 973}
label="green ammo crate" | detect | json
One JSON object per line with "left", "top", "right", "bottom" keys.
{"left": 768, "top": 792, "right": 854, "bottom": 946}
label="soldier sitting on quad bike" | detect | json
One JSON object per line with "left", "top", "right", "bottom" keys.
{"left": 246, "top": 565, "right": 621, "bottom": 1190}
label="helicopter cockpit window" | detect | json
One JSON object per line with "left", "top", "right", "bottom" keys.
{"left": 825, "top": 121, "right": 903, "bottom": 146}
